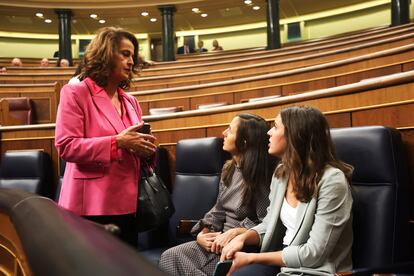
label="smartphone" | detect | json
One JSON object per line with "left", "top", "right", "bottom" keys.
{"left": 137, "top": 123, "right": 151, "bottom": 134}
{"left": 212, "top": 260, "right": 233, "bottom": 276}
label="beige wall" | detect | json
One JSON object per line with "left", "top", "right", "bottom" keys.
{"left": 0, "top": 37, "right": 68, "bottom": 58}
{"left": 304, "top": 4, "right": 389, "bottom": 39}
{"left": 138, "top": 39, "right": 150, "bottom": 60}
{"left": 0, "top": 36, "right": 151, "bottom": 61}
{"left": 200, "top": 28, "right": 269, "bottom": 51}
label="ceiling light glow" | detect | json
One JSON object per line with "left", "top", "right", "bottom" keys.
{"left": 201, "top": 13, "right": 208, "bottom": 17}
{"left": 99, "top": 19, "right": 106, "bottom": 24}
{"left": 141, "top": 12, "right": 149, "bottom": 16}
{"left": 244, "top": 0, "right": 252, "bottom": 4}
{"left": 90, "top": 14, "right": 98, "bottom": 19}
{"left": 191, "top": 8, "right": 200, "bottom": 12}
{"left": 35, "top": 13, "right": 44, "bottom": 18}
{"left": 253, "top": 5, "right": 260, "bottom": 10}
{"left": 44, "top": 19, "right": 52, "bottom": 23}
{"left": 150, "top": 18, "right": 157, "bottom": 22}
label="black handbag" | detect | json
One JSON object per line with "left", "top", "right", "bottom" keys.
{"left": 136, "top": 166, "right": 175, "bottom": 232}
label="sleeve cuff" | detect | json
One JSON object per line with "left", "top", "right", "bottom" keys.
{"left": 282, "top": 245, "right": 301, "bottom": 268}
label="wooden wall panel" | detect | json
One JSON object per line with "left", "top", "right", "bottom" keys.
{"left": 325, "top": 113, "right": 352, "bottom": 128}
{"left": 206, "top": 125, "right": 227, "bottom": 137}
{"left": 402, "top": 61, "right": 414, "bottom": 71}
{"left": 154, "top": 128, "right": 206, "bottom": 144}
{"left": 31, "top": 97, "right": 52, "bottom": 123}
{"left": 190, "top": 93, "right": 234, "bottom": 110}
{"left": 352, "top": 103, "right": 414, "bottom": 127}
{"left": 335, "top": 65, "right": 402, "bottom": 86}
{"left": 281, "top": 78, "right": 336, "bottom": 96}
{"left": 139, "top": 101, "right": 149, "bottom": 115}
{"left": 148, "top": 98, "right": 190, "bottom": 110}
{"left": 235, "top": 87, "right": 281, "bottom": 103}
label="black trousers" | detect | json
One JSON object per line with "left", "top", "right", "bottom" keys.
{"left": 84, "top": 213, "right": 138, "bottom": 249}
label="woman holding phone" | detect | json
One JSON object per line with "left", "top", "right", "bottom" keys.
{"left": 55, "top": 27, "right": 156, "bottom": 248}
{"left": 159, "top": 113, "right": 277, "bottom": 276}
{"left": 220, "top": 106, "right": 353, "bottom": 276}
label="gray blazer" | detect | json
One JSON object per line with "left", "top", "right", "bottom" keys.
{"left": 252, "top": 166, "right": 353, "bottom": 276}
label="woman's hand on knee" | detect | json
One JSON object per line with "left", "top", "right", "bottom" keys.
{"left": 197, "top": 231, "right": 220, "bottom": 252}
{"left": 211, "top": 228, "right": 241, "bottom": 254}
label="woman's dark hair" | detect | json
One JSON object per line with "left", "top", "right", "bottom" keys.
{"left": 275, "top": 105, "right": 353, "bottom": 202}
{"left": 81, "top": 27, "right": 139, "bottom": 89}
{"left": 222, "top": 113, "right": 277, "bottom": 207}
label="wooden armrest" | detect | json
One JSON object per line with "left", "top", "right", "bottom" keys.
{"left": 176, "top": 219, "right": 198, "bottom": 238}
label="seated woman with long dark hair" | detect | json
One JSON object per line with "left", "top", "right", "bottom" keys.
{"left": 221, "top": 106, "right": 354, "bottom": 276}
{"left": 159, "top": 113, "right": 277, "bottom": 276}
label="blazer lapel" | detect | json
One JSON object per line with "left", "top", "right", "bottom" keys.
{"left": 262, "top": 179, "right": 287, "bottom": 251}
{"left": 84, "top": 80, "right": 125, "bottom": 134}
{"left": 289, "top": 200, "right": 311, "bottom": 245}
{"left": 121, "top": 93, "right": 140, "bottom": 125}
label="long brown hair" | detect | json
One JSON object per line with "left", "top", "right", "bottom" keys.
{"left": 222, "top": 113, "right": 277, "bottom": 207}
{"left": 275, "top": 106, "right": 353, "bottom": 202}
{"left": 81, "top": 27, "right": 139, "bottom": 89}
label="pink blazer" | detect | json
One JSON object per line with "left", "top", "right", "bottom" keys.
{"left": 55, "top": 78, "right": 143, "bottom": 216}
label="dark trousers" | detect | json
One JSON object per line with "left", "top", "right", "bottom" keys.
{"left": 84, "top": 213, "right": 138, "bottom": 249}
{"left": 232, "top": 264, "right": 280, "bottom": 276}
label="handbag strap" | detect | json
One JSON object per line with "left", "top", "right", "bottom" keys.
{"left": 140, "top": 159, "right": 154, "bottom": 177}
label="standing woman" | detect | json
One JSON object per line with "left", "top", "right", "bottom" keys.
{"left": 159, "top": 113, "right": 277, "bottom": 276}
{"left": 221, "top": 106, "right": 354, "bottom": 275}
{"left": 55, "top": 27, "right": 157, "bottom": 247}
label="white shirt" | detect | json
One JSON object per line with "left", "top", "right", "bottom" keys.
{"left": 68, "top": 75, "right": 81, "bottom": 84}
{"left": 280, "top": 197, "right": 298, "bottom": 245}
